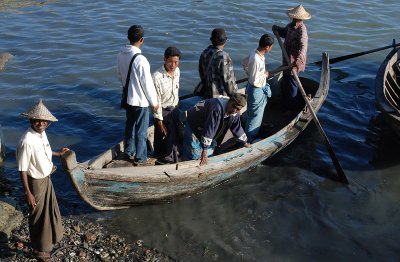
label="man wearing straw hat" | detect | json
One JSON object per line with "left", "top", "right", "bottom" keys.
{"left": 16, "top": 100, "right": 69, "bottom": 261}
{"left": 272, "top": 4, "right": 311, "bottom": 110}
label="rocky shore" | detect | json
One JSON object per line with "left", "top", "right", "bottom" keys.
{"left": 0, "top": 178, "right": 175, "bottom": 262}
{"left": 0, "top": 52, "right": 13, "bottom": 71}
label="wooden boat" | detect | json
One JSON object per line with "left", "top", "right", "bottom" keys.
{"left": 61, "top": 52, "right": 330, "bottom": 211}
{"left": 375, "top": 46, "right": 400, "bottom": 136}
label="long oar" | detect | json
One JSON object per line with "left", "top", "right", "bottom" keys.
{"left": 273, "top": 29, "right": 349, "bottom": 184}
{"left": 313, "top": 40, "right": 400, "bottom": 65}
{"left": 236, "top": 65, "right": 293, "bottom": 84}
{"left": 180, "top": 65, "right": 291, "bottom": 100}
{"left": 235, "top": 41, "right": 400, "bottom": 84}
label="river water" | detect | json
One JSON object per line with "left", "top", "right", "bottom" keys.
{"left": 1, "top": 0, "right": 400, "bottom": 261}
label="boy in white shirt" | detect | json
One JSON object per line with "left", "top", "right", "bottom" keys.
{"left": 242, "top": 34, "right": 274, "bottom": 143}
{"left": 117, "top": 25, "right": 159, "bottom": 165}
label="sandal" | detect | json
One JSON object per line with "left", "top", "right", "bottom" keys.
{"left": 33, "top": 250, "right": 51, "bottom": 261}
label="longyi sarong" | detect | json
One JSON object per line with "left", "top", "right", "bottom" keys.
{"left": 153, "top": 106, "right": 180, "bottom": 163}
{"left": 28, "top": 175, "right": 63, "bottom": 253}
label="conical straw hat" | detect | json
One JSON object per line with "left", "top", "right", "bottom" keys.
{"left": 287, "top": 5, "right": 311, "bottom": 20}
{"left": 21, "top": 99, "right": 58, "bottom": 122}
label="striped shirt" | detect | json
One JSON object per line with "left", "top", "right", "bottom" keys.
{"left": 276, "top": 21, "right": 308, "bottom": 72}
{"left": 196, "top": 45, "right": 238, "bottom": 98}
{"left": 152, "top": 65, "right": 180, "bottom": 120}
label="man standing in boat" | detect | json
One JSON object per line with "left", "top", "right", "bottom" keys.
{"left": 182, "top": 28, "right": 238, "bottom": 110}
{"left": 272, "top": 4, "right": 311, "bottom": 110}
{"left": 152, "top": 47, "right": 182, "bottom": 164}
{"left": 242, "top": 33, "right": 274, "bottom": 143}
{"left": 117, "top": 25, "right": 159, "bottom": 166}
{"left": 180, "top": 93, "right": 251, "bottom": 166}
{"left": 16, "top": 100, "right": 69, "bottom": 261}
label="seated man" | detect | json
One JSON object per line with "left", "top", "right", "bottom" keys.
{"left": 180, "top": 93, "right": 251, "bottom": 166}
{"left": 152, "top": 47, "right": 182, "bottom": 164}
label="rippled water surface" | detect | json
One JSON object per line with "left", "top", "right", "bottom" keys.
{"left": 1, "top": 0, "right": 400, "bottom": 261}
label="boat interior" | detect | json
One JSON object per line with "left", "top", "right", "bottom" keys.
{"left": 383, "top": 50, "right": 400, "bottom": 111}
{"left": 90, "top": 76, "right": 319, "bottom": 169}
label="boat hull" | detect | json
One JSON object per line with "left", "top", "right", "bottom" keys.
{"left": 62, "top": 53, "right": 330, "bottom": 210}
{"left": 375, "top": 47, "right": 400, "bottom": 136}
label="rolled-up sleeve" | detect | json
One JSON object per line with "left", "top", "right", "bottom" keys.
{"left": 17, "top": 142, "right": 31, "bottom": 172}
{"left": 221, "top": 53, "right": 238, "bottom": 96}
{"left": 138, "top": 57, "right": 159, "bottom": 107}
{"left": 230, "top": 115, "right": 247, "bottom": 143}
{"left": 152, "top": 74, "right": 163, "bottom": 120}
{"left": 296, "top": 26, "right": 308, "bottom": 72}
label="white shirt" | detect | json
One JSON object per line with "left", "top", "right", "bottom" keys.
{"left": 117, "top": 45, "right": 158, "bottom": 107}
{"left": 16, "top": 127, "right": 53, "bottom": 179}
{"left": 242, "top": 48, "right": 267, "bottom": 88}
{"left": 152, "top": 65, "right": 180, "bottom": 120}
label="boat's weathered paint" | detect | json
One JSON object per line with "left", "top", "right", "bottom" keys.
{"left": 62, "top": 53, "right": 330, "bottom": 210}
{"left": 375, "top": 47, "right": 400, "bottom": 136}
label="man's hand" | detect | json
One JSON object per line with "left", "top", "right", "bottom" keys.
{"left": 157, "top": 120, "right": 168, "bottom": 138}
{"left": 244, "top": 143, "right": 252, "bottom": 148}
{"left": 26, "top": 191, "right": 36, "bottom": 210}
{"left": 272, "top": 25, "right": 279, "bottom": 33}
{"left": 199, "top": 149, "right": 208, "bottom": 166}
{"left": 292, "top": 62, "right": 299, "bottom": 73}
{"left": 60, "top": 148, "right": 69, "bottom": 155}
{"left": 54, "top": 147, "right": 70, "bottom": 157}
{"left": 152, "top": 104, "right": 160, "bottom": 113}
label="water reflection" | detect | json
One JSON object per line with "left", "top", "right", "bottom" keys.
{"left": 103, "top": 162, "right": 400, "bottom": 261}
{"left": 367, "top": 113, "right": 400, "bottom": 169}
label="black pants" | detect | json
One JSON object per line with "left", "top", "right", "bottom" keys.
{"left": 153, "top": 107, "right": 179, "bottom": 163}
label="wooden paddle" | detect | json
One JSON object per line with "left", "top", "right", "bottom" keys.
{"left": 273, "top": 29, "right": 349, "bottom": 184}
{"left": 313, "top": 40, "right": 400, "bottom": 65}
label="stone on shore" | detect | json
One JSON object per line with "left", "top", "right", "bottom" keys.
{"left": 0, "top": 177, "right": 175, "bottom": 261}
{"left": 0, "top": 52, "right": 13, "bottom": 71}
{"left": 2, "top": 215, "right": 175, "bottom": 261}
{"left": 0, "top": 198, "right": 23, "bottom": 239}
